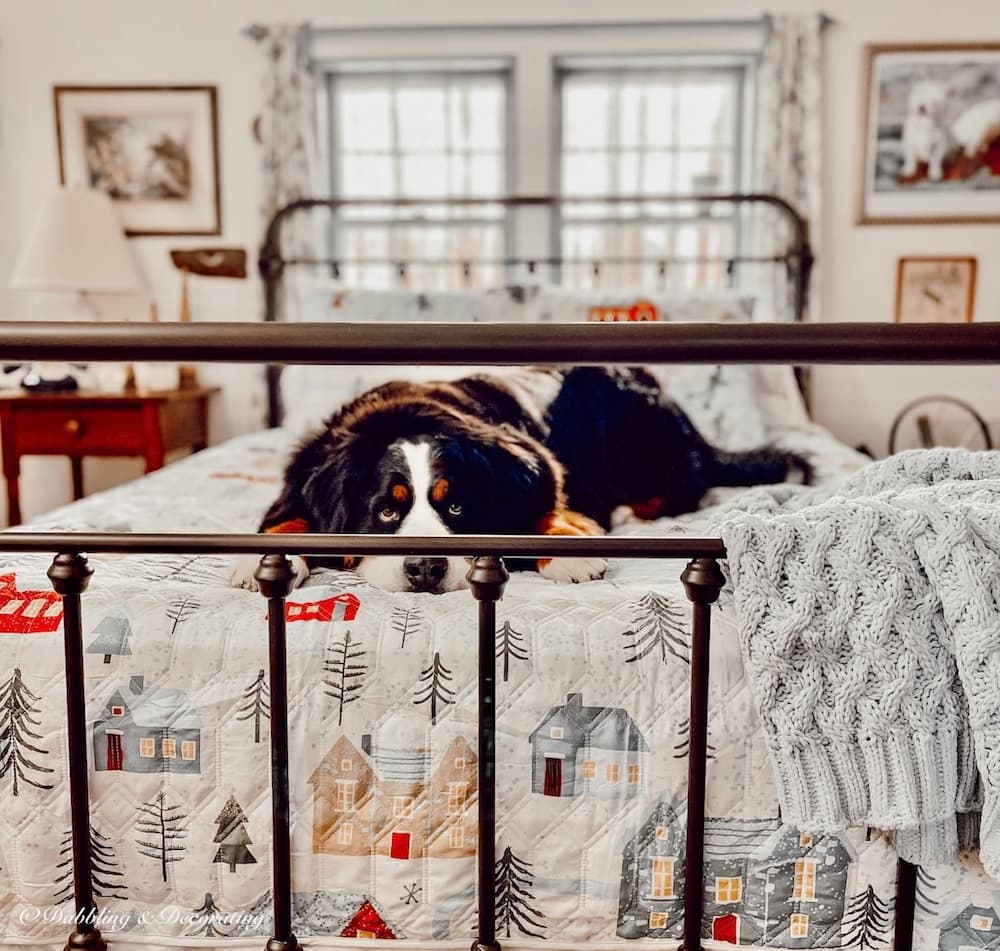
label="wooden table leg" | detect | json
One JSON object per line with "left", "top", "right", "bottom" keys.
{"left": 3, "top": 453, "right": 20, "bottom": 526}
{"left": 142, "top": 404, "right": 165, "bottom": 473}
{"left": 0, "top": 408, "right": 20, "bottom": 526}
{"left": 70, "top": 457, "right": 84, "bottom": 501}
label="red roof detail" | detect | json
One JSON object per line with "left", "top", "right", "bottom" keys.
{"left": 282, "top": 592, "right": 360, "bottom": 624}
{"left": 0, "top": 573, "right": 62, "bottom": 634}
{"left": 340, "top": 900, "right": 396, "bottom": 939}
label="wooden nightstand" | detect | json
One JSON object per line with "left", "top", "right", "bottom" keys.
{"left": 0, "top": 386, "right": 219, "bottom": 525}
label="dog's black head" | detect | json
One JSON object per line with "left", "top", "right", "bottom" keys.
{"left": 289, "top": 383, "right": 564, "bottom": 592}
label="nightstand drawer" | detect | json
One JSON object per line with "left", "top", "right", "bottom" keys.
{"left": 12, "top": 405, "right": 146, "bottom": 455}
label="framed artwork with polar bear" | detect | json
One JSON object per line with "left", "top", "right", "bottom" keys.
{"left": 859, "top": 44, "right": 1000, "bottom": 224}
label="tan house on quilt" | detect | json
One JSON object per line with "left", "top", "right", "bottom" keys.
{"left": 309, "top": 725, "right": 478, "bottom": 861}
{"left": 308, "top": 734, "right": 376, "bottom": 856}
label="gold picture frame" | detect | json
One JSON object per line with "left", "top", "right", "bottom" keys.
{"left": 894, "top": 256, "right": 977, "bottom": 323}
{"left": 54, "top": 85, "right": 222, "bottom": 237}
{"left": 859, "top": 44, "right": 1000, "bottom": 225}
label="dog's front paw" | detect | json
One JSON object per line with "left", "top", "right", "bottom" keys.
{"left": 538, "top": 556, "right": 607, "bottom": 584}
{"left": 230, "top": 554, "right": 310, "bottom": 591}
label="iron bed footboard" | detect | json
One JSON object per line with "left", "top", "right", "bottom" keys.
{"left": 1, "top": 321, "right": 998, "bottom": 951}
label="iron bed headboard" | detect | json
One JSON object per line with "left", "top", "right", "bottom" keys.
{"left": 1, "top": 320, "right": 998, "bottom": 951}
{"left": 258, "top": 193, "right": 815, "bottom": 429}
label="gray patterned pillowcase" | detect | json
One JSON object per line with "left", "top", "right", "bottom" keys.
{"left": 283, "top": 281, "right": 771, "bottom": 450}
{"left": 516, "top": 286, "right": 768, "bottom": 450}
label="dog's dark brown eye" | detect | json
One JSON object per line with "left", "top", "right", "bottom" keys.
{"left": 448, "top": 503, "right": 463, "bottom": 517}
{"left": 378, "top": 507, "right": 400, "bottom": 523}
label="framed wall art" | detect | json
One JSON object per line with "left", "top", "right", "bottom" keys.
{"left": 54, "top": 85, "right": 221, "bottom": 236}
{"left": 895, "top": 256, "right": 977, "bottom": 322}
{"left": 859, "top": 44, "right": 1000, "bottom": 224}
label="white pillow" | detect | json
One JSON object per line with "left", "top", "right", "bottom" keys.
{"left": 279, "top": 280, "right": 788, "bottom": 451}
{"left": 524, "top": 285, "right": 756, "bottom": 324}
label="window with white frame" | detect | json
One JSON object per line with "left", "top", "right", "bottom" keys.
{"left": 324, "top": 60, "right": 511, "bottom": 289}
{"left": 556, "top": 56, "right": 750, "bottom": 291}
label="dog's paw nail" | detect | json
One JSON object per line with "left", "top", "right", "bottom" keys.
{"left": 610, "top": 505, "right": 637, "bottom": 528}
{"left": 540, "top": 557, "right": 607, "bottom": 584}
{"left": 230, "top": 554, "right": 262, "bottom": 591}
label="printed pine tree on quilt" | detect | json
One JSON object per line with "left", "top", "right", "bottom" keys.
{"left": 496, "top": 620, "right": 528, "bottom": 683}
{"left": 54, "top": 827, "right": 128, "bottom": 903}
{"left": 0, "top": 667, "right": 54, "bottom": 795}
{"left": 134, "top": 790, "right": 188, "bottom": 882}
{"left": 843, "top": 885, "right": 891, "bottom": 950}
{"left": 414, "top": 651, "right": 455, "bottom": 725}
{"left": 391, "top": 605, "right": 424, "bottom": 649}
{"left": 187, "top": 893, "right": 231, "bottom": 938}
{"left": 324, "top": 631, "right": 367, "bottom": 726}
{"left": 212, "top": 795, "right": 257, "bottom": 873}
{"left": 495, "top": 845, "right": 546, "bottom": 939}
{"left": 86, "top": 608, "right": 133, "bottom": 664}
{"left": 621, "top": 593, "right": 689, "bottom": 664}
{"left": 236, "top": 669, "right": 270, "bottom": 743}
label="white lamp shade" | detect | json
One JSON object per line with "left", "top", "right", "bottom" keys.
{"left": 10, "top": 187, "right": 143, "bottom": 293}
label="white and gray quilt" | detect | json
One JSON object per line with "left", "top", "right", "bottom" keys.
{"left": 0, "top": 425, "right": 989, "bottom": 951}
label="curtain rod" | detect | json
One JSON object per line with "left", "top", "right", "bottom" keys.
{"left": 245, "top": 16, "right": 835, "bottom": 41}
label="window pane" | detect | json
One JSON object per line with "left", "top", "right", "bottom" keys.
{"left": 460, "top": 85, "right": 505, "bottom": 151}
{"left": 328, "top": 64, "right": 509, "bottom": 289}
{"left": 563, "top": 84, "right": 611, "bottom": 148}
{"left": 677, "top": 81, "right": 734, "bottom": 148}
{"left": 563, "top": 153, "right": 610, "bottom": 195}
{"left": 340, "top": 156, "right": 394, "bottom": 198}
{"left": 398, "top": 87, "right": 447, "bottom": 152}
{"left": 675, "top": 151, "right": 733, "bottom": 193}
{"left": 643, "top": 83, "right": 676, "bottom": 147}
{"left": 559, "top": 61, "right": 744, "bottom": 292}
{"left": 338, "top": 89, "right": 392, "bottom": 151}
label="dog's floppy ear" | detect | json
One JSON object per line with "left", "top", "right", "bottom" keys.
{"left": 259, "top": 427, "right": 353, "bottom": 535}
{"left": 462, "top": 424, "right": 565, "bottom": 533}
{"left": 298, "top": 434, "right": 354, "bottom": 534}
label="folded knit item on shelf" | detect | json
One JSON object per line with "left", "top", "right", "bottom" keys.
{"left": 713, "top": 449, "right": 1000, "bottom": 875}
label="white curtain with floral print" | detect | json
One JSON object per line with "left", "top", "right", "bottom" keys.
{"left": 754, "top": 13, "right": 824, "bottom": 323}
{"left": 247, "top": 22, "right": 320, "bottom": 262}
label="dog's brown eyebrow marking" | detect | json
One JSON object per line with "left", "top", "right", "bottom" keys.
{"left": 392, "top": 484, "right": 409, "bottom": 503}
{"left": 431, "top": 479, "right": 449, "bottom": 503}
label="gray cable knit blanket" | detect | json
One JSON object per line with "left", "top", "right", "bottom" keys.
{"left": 714, "top": 449, "right": 1000, "bottom": 875}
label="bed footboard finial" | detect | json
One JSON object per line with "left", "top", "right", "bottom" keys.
{"left": 254, "top": 555, "right": 299, "bottom": 951}
{"left": 466, "top": 555, "right": 509, "bottom": 603}
{"left": 48, "top": 553, "right": 106, "bottom": 951}
{"left": 680, "top": 557, "right": 725, "bottom": 951}
{"left": 467, "top": 556, "right": 509, "bottom": 951}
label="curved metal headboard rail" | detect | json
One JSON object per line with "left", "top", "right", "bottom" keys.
{"left": 258, "top": 193, "right": 814, "bottom": 428}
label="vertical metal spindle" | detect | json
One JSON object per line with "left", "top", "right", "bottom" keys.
{"left": 467, "top": 555, "right": 509, "bottom": 951}
{"left": 47, "top": 552, "right": 106, "bottom": 951}
{"left": 255, "top": 555, "right": 299, "bottom": 951}
{"left": 894, "top": 858, "right": 917, "bottom": 951}
{"left": 679, "top": 557, "right": 725, "bottom": 951}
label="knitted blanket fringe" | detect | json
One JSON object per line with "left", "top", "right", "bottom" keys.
{"left": 714, "top": 449, "right": 1000, "bottom": 875}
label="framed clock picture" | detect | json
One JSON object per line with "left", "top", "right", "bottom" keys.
{"left": 894, "top": 256, "right": 977, "bottom": 323}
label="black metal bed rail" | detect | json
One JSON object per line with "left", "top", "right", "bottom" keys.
{"left": 0, "top": 319, "right": 999, "bottom": 366}
{"left": 9, "top": 529, "right": 914, "bottom": 951}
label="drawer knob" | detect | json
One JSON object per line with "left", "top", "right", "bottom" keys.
{"left": 64, "top": 418, "right": 85, "bottom": 438}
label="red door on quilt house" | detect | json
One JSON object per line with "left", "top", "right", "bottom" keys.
{"left": 390, "top": 831, "right": 411, "bottom": 860}
{"left": 543, "top": 757, "right": 562, "bottom": 796}
{"left": 106, "top": 734, "right": 123, "bottom": 771}
{"left": 713, "top": 914, "right": 739, "bottom": 944}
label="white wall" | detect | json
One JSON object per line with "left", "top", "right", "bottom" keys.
{"left": 0, "top": 0, "right": 998, "bottom": 521}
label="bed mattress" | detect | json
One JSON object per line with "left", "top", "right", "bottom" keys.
{"left": 0, "top": 425, "right": 987, "bottom": 950}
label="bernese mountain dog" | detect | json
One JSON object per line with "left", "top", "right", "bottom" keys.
{"left": 232, "top": 366, "right": 808, "bottom": 594}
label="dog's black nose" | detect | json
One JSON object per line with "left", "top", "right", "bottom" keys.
{"left": 403, "top": 556, "right": 448, "bottom": 592}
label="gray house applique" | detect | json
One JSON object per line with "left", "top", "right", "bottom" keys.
{"left": 618, "top": 800, "right": 854, "bottom": 946}
{"left": 529, "top": 693, "right": 648, "bottom": 799}
{"left": 93, "top": 675, "right": 201, "bottom": 774}
{"left": 939, "top": 903, "right": 1000, "bottom": 951}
